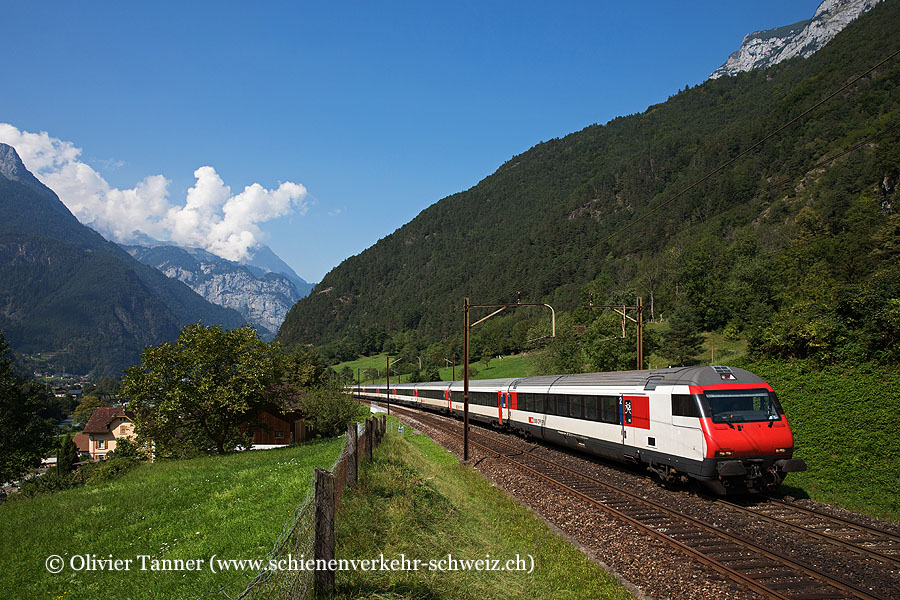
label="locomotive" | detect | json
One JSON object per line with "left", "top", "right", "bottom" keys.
{"left": 355, "top": 365, "right": 806, "bottom": 494}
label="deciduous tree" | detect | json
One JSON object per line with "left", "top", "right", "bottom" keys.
{"left": 122, "top": 324, "right": 285, "bottom": 456}
{"left": 0, "top": 333, "right": 56, "bottom": 483}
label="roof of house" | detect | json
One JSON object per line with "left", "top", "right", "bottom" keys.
{"left": 73, "top": 432, "right": 90, "bottom": 453}
{"left": 82, "top": 407, "right": 135, "bottom": 434}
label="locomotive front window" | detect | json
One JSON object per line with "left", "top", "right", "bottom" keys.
{"left": 702, "top": 389, "right": 782, "bottom": 424}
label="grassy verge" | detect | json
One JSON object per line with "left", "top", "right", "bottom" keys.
{"left": 333, "top": 416, "right": 632, "bottom": 599}
{"left": 440, "top": 352, "right": 539, "bottom": 380}
{"left": 0, "top": 438, "right": 344, "bottom": 599}
{"left": 334, "top": 352, "right": 540, "bottom": 383}
{"left": 739, "top": 360, "right": 900, "bottom": 523}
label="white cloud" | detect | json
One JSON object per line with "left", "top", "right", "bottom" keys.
{"left": 0, "top": 123, "right": 308, "bottom": 261}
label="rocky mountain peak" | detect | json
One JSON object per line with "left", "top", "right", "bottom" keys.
{"left": 122, "top": 244, "right": 308, "bottom": 339}
{"left": 0, "top": 143, "right": 36, "bottom": 184}
{"left": 709, "top": 0, "right": 883, "bottom": 79}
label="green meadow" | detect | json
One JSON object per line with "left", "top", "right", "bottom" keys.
{"left": 0, "top": 439, "right": 343, "bottom": 599}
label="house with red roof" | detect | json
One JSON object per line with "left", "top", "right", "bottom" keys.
{"left": 82, "top": 407, "right": 136, "bottom": 461}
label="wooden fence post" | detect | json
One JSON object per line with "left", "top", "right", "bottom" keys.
{"left": 365, "top": 418, "right": 373, "bottom": 462}
{"left": 314, "top": 467, "right": 335, "bottom": 596}
{"left": 347, "top": 422, "right": 357, "bottom": 488}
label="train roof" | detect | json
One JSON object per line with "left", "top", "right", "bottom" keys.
{"left": 385, "top": 366, "right": 765, "bottom": 392}
{"left": 527, "top": 366, "right": 765, "bottom": 390}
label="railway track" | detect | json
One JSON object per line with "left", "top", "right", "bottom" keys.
{"left": 718, "top": 497, "right": 900, "bottom": 569}
{"left": 385, "top": 402, "right": 896, "bottom": 600}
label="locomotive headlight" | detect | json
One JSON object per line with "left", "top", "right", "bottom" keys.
{"left": 774, "top": 448, "right": 790, "bottom": 454}
{"left": 715, "top": 450, "right": 734, "bottom": 457}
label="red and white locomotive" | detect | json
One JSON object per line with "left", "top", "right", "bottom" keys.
{"left": 356, "top": 365, "right": 806, "bottom": 494}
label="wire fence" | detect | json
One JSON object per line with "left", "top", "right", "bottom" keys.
{"left": 198, "top": 414, "right": 386, "bottom": 600}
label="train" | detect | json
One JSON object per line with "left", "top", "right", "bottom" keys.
{"left": 353, "top": 365, "right": 806, "bottom": 495}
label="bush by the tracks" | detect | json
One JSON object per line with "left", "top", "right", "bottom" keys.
{"left": 298, "top": 382, "right": 367, "bottom": 437}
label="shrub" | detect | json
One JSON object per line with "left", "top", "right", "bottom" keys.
{"left": 299, "top": 383, "right": 366, "bottom": 437}
{"left": 106, "top": 437, "right": 147, "bottom": 461}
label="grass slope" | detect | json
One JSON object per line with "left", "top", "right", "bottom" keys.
{"left": 334, "top": 416, "right": 632, "bottom": 599}
{"left": 0, "top": 439, "right": 343, "bottom": 599}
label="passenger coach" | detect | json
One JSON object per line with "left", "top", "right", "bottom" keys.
{"left": 355, "top": 365, "right": 806, "bottom": 494}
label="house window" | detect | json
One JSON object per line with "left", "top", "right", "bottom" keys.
{"left": 275, "top": 431, "right": 285, "bottom": 439}
{"left": 97, "top": 439, "right": 106, "bottom": 450}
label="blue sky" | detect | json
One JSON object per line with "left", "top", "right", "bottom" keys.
{"left": 2, "top": 1, "right": 823, "bottom": 282}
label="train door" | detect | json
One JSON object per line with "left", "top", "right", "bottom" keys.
{"left": 498, "top": 392, "right": 509, "bottom": 425}
{"left": 444, "top": 389, "right": 451, "bottom": 413}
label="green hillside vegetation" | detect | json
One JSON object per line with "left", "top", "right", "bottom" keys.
{"left": 278, "top": 1, "right": 900, "bottom": 374}
{"left": 739, "top": 360, "right": 900, "bottom": 522}
{"left": 0, "top": 439, "right": 344, "bottom": 599}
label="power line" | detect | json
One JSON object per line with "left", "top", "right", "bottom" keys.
{"left": 765, "top": 119, "right": 900, "bottom": 197}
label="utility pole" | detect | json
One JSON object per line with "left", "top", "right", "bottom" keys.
{"left": 462, "top": 296, "right": 556, "bottom": 462}
{"left": 385, "top": 356, "right": 402, "bottom": 415}
{"left": 583, "top": 295, "right": 644, "bottom": 370}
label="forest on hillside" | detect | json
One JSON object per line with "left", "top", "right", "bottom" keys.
{"left": 277, "top": 1, "right": 900, "bottom": 374}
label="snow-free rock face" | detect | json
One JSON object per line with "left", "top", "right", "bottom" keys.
{"left": 123, "top": 244, "right": 303, "bottom": 338}
{"left": 710, "top": 0, "right": 883, "bottom": 79}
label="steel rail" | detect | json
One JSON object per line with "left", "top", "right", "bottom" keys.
{"left": 716, "top": 498, "right": 900, "bottom": 569}
{"left": 765, "top": 497, "right": 900, "bottom": 545}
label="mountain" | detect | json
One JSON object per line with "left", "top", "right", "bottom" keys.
{"left": 122, "top": 244, "right": 303, "bottom": 338}
{"left": 277, "top": 0, "right": 900, "bottom": 367}
{"left": 244, "top": 245, "right": 315, "bottom": 297}
{"left": 0, "top": 145, "right": 246, "bottom": 376}
{"left": 710, "top": 0, "right": 883, "bottom": 79}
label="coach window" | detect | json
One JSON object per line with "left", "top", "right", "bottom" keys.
{"left": 584, "top": 396, "right": 598, "bottom": 420}
{"left": 541, "top": 395, "right": 553, "bottom": 415}
{"left": 569, "top": 396, "right": 583, "bottom": 419}
{"left": 599, "top": 396, "right": 619, "bottom": 424}
{"left": 556, "top": 395, "right": 568, "bottom": 417}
